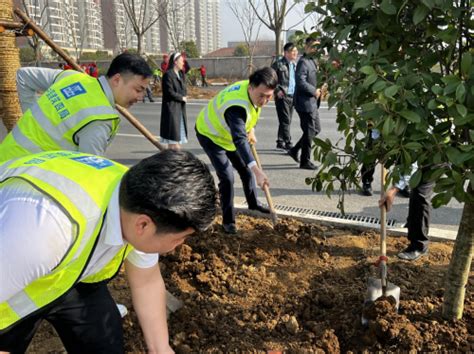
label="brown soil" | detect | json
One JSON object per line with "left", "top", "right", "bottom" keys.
{"left": 28, "top": 215, "right": 474, "bottom": 353}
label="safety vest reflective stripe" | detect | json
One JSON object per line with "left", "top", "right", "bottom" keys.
{"left": 30, "top": 104, "right": 116, "bottom": 145}
{"left": 11, "top": 128, "right": 43, "bottom": 153}
{"left": 7, "top": 290, "right": 37, "bottom": 319}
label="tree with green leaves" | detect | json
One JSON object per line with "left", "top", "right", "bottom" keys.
{"left": 180, "top": 40, "right": 199, "bottom": 58}
{"left": 306, "top": 0, "right": 473, "bottom": 320}
{"left": 233, "top": 44, "right": 250, "bottom": 57}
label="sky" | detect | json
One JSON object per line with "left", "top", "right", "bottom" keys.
{"left": 219, "top": 0, "right": 316, "bottom": 47}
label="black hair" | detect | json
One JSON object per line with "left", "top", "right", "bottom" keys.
{"left": 248, "top": 67, "right": 278, "bottom": 90}
{"left": 283, "top": 42, "right": 296, "bottom": 52}
{"left": 119, "top": 150, "right": 218, "bottom": 234}
{"left": 305, "top": 37, "right": 319, "bottom": 45}
{"left": 106, "top": 52, "right": 152, "bottom": 78}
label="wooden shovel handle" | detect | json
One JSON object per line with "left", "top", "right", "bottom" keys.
{"left": 250, "top": 144, "right": 278, "bottom": 225}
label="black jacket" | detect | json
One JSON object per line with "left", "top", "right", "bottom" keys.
{"left": 160, "top": 69, "right": 187, "bottom": 141}
{"left": 271, "top": 56, "right": 294, "bottom": 97}
{"left": 294, "top": 54, "right": 319, "bottom": 113}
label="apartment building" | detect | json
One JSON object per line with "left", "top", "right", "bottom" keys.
{"left": 17, "top": 0, "right": 220, "bottom": 56}
{"left": 194, "top": 0, "right": 220, "bottom": 55}
{"left": 16, "top": 0, "right": 104, "bottom": 53}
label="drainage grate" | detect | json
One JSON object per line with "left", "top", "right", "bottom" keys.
{"left": 240, "top": 202, "right": 397, "bottom": 227}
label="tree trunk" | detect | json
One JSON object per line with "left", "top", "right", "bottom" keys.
{"left": 442, "top": 186, "right": 474, "bottom": 320}
{"left": 275, "top": 28, "right": 282, "bottom": 56}
{"left": 0, "top": 0, "right": 23, "bottom": 134}
{"left": 137, "top": 33, "right": 143, "bottom": 55}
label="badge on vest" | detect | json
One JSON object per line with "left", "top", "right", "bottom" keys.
{"left": 70, "top": 156, "right": 114, "bottom": 169}
{"left": 227, "top": 85, "right": 240, "bottom": 92}
{"left": 60, "top": 82, "right": 87, "bottom": 99}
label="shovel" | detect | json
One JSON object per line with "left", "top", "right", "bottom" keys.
{"left": 362, "top": 165, "right": 400, "bottom": 325}
{"left": 250, "top": 144, "right": 278, "bottom": 226}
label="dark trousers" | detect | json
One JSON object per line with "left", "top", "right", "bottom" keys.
{"left": 0, "top": 282, "right": 124, "bottom": 354}
{"left": 201, "top": 75, "right": 208, "bottom": 87}
{"left": 197, "top": 131, "right": 259, "bottom": 225}
{"left": 143, "top": 87, "right": 153, "bottom": 102}
{"left": 275, "top": 96, "right": 294, "bottom": 147}
{"left": 407, "top": 177, "right": 434, "bottom": 250}
{"left": 293, "top": 109, "right": 321, "bottom": 165}
{"left": 361, "top": 130, "right": 375, "bottom": 185}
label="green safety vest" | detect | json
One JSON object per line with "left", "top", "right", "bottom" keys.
{"left": 0, "top": 151, "right": 131, "bottom": 331}
{"left": 195, "top": 80, "right": 260, "bottom": 151}
{"left": 0, "top": 71, "right": 120, "bottom": 164}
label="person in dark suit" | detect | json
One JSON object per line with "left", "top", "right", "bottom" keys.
{"left": 159, "top": 52, "right": 188, "bottom": 150}
{"left": 288, "top": 37, "right": 322, "bottom": 170}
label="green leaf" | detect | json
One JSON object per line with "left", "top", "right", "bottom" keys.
{"left": 326, "top": 151, "right": 338, "bottom": 165}
{"left": 363, "top": 73, "right": 378, "bottom": 88}
{"left": 413, "top": 4, "right": 430, "bottom": 25}
{"left": 432, "top": 192, "right": 452, "bottom": 208}
{"left": 372, "top": 80, "right": 387, "bottom": 92}
{"left": 461, "top": 52, "right": 472, "bottom": 77}
{"left": 353, "top": 0, "right": 372, "bottom": 12}
{"left": 431, "top": 85, "right": 443, "bottom": 95}
{"left": 456, "top": 104, "right": 467, "bottom": 117}
{"left": 313, "top": 137, "right": 332, "bottom": 150}
{"left": 446, "top": 147, "right": 468, "bottom": 166}
{"left": 399, "top": 110, "right": 421, "bottom": 123}
{"left": 409, "top": 169, "right": 423, "bottom": 189}
{"left": 405, "top": 142, "right": 422, "bottom": 150}
{"left": 382, "top": 116, "right": 395, "bottom": 136}
{"left": 380, "top": 0, "right": 397, "bottom": 14}
{"left": 427, "top": 99, "right": 438, "bottom": 110}
{"left": 421, "top": 0, "right": 435, "bottom": 9}
{"left": 456, "top": 83, "right": 466, "bottom": 103}
{"left": 360, "top": 66, "right": 375, "bottom": 75}
{"left": 384, "top": 85, "right": 399, "bottom": 98}
{"left": 454, "top": 113, "right": 473, "bottom": 126}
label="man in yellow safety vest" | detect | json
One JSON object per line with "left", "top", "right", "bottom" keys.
{"left": 0, "top": 53, "right": 152, "bottom": 163}
{"left": 195, "top": 67, "right": 278, "bottom": 234}
{"left": 0, "top": 149, "right": 217, "bottom": 353}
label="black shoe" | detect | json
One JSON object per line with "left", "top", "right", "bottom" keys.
{"left": 276, "top": 143, "right": 287, "bottom": 151}
{"left": 397, "top": 245, "right": 428, "bottom": 261}
{"left": 249, "top": 204, "right": 270, "bottom": 214}
{"left": 288, "top": 148, "right": 300, "bottom": 163}
{"left": 398, "top": 186, "right": 411, "bottom": 198}
{"left": 362, "top": 183, "right": 373, "bottom": 196}
{"left": 222, "top": 223, "right": 237, "bottom": 234}
{"left": 150, "top": 99, "right": 155, "bottom": 102}
{"left": 300, "top": 162, "right": 318, "bottom": 170}
{"left": 285, "top": 143, "right": 293, "bottom": 151}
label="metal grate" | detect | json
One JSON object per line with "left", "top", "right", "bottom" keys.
{"left": 241, "top": 202, "right": 397, "bottom": 227}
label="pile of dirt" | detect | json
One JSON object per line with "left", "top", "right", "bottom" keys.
{"left": 28, "top": 215, "right": 474, "bottom": 353}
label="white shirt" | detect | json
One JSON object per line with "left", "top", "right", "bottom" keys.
{"left": 0, "top": 179, "right": 158, "bottom": 303}
{"left": 16, "top": 67, "right": 115, "bottom": 156}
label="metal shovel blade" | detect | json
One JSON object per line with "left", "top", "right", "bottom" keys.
{"left": 361, "top": 277, "right": 401, "bottom": 325}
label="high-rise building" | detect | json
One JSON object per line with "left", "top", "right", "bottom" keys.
{"left": 159, "top": 0, "right": 196, "bottom": 53}
{"left": 194, "top": 0, "right": 220, "bottom": 55}
{"left": 16, "top": 0, "right": 104, "bottom": 54}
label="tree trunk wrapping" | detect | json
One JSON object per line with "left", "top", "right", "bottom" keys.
{"left": 0, "top": 0, "right": 22, "bottom": 132}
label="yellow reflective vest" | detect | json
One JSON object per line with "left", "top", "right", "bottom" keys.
{"left": 0, "top": 71, "right": 120, "bottom": 164}
{"left": 195, "top": 80, "right": 260, "bottom": 151}
{"left": 0, "top": 151, "right": 131, "bottom": 331}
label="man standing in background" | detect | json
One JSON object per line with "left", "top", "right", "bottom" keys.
{"left": 272, "top": 42, "right": 298, "bottom": 152}
{"left": 288, "top": 37, "right": 322, "bottom": 170}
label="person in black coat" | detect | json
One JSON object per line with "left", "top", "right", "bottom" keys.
{"left": 288, "top": 37, "right": 322, "bottom": 170}
{"left": 160, "top": 52, "right": 188, "bottom": 150}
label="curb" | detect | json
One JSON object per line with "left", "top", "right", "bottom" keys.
{"left": 235, "top": 204, "right": 457, "bottom": 243}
